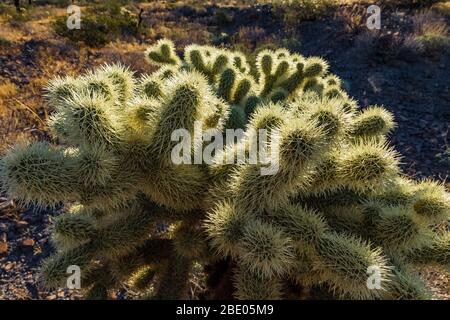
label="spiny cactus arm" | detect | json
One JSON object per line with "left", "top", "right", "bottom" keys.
{"left": 121, "top": 96, "right": 161, "bottom": 136}
{"left": 233, "top": 266, "right": 283, "bottom": 300}
{"left": 320, "top": 205, "right": 366, "bottom": 235}
{"left": 269, "top": 88, "right": 289, "bottom": 104}
{"left": 407, "top": 233, "right": 450, "bottom": 269}
{"left": 98, "top": 64, "right": 135, "bottom": 104}
{"left": 0, "top": 142, "right": 79, "bottom": 208}
{"left": 152, "top": 64, "right": 180, "bottom": 80}
{"left": 108, "top": 238, "right": 175, "bottom": 284}
{"left": 142, "top": 165, "right": 208, "bottom": 211}
{"left": 129, "top": 266, "right": 157, "bottom": 292}
{"left": 41, "top": 242, "right": 96, "bottom": 288}
{"left": 139, "top": 74, "right": 164, "bottom": 99}
{"left": 91, "top": 205, "right": 164, "bottom": 258}
{"left": 148, "top": 70, "right": 210, "bottom": 164}
{"left": 324, "top": 74, "right": 342, "bottom": 88}
{"left": 217, "top": 68, "right": 236, "bottom": 103}
{"left": 237, "top": 219, "right": 294, "bottom": 278}
{"left": 303, "top": 98, "right": 352, "bottom": 140}
{"left": 44, "top": 75, "right": 80, "bottom": 108}
{"left": 337, "top": 140, "right": 400, "bottom": 192}
{"left": 279, "top": 61, "right": 305, "bottom": 94}
{"left": 57, "top": 92, "right": 121, "bottom": 148}
{"left": 303, "top": 151, "right": 342, "bottom": 196}
{"left": 80, "top": 72, "right": 119, "bottom": 104}
{"left": 323, "top": 86, "right": 346, "bottom": 100}
{"left": 43, "top": 202, "right": 175, "bottom": 287}
{"left": 172, "top": 221, "right": 211, "bottom": 261}
{"left": 224, "top": 105, "right": 246, "bottom": 130}
{"left": 243, "top": 95, "right": 262, "bottom": 119}
{"left": 368, "top": 205, "right": 429, "bottom": 251}
{"left": 184, "top": 45, "right": 231, "bottom": 84}
{"left": 302, "top": 77, "right": 324, "bottom": 97}
{"left": 383, "top": 259, "right": 430, "bottom": 300}
{"left": 314, "top": 232, "right": 391, "bottom": 299}
{"left": 232, "top": 77, "right": 252, "bottom": 105}
{"left": 350, "top": 106, "right": 396, "bottom": 139}
{"left": 151, "top": 254, "right": 193, "bottom": 300}
{"left": 232, "top": 118, "right": 327, "bottom": 213}
{"left": 412, "top": 179, "right": 450, "bottom": 223}
{"left": 205, "top": 201, "right": 248, "bottom": 258}
{"left": 211, "top": 52, "right": 230, "bottom": 78}
{"left": 303, "top": 57, "right": 329, "bottom": 78}
{"left": 246, "top": 102, "right": 286, "bottom": 132}
{"left": 289, "top": 246, "right": 328, "bottom": 288}
{"left": 84, "top": 284, "right": 109, "bottom": 300}
{"left": 75, "top": 145, "right": 120, "bottom": 187}
{"left": 370, "top": 176, "right": 416, "bottom": 206}
{"left": 266, "top": 204, "right": 329, "bottom": 245}
{"left": 145, "top": 39, "right": 181, "bottom": 67}
{"left": 255, "top": 50, "right": 276, "bottom": 97}
{"left": 52, "top": 213, "right": 97, "bottom": 248}
{"left": 203, "top": 97, "right": 230, "bottom": 130}
{"left": 231, "top": 52, "right": 251, "bottom": 74}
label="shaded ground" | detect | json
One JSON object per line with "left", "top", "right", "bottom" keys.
{"left": 0, "top": 2, "right": 449, "bottom": 299}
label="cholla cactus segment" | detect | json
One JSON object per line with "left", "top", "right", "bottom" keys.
{"left": 45, "top": 76, "right": 80, "bottom": 107}
{"left": 303, "top": 57, "right": 329, "bottom": 78}
{"left": 145, "top": 39, "right": 181, "bottom": 66}
{"left": 0, "top": 142, "right": 78, "bottom": 208}
{"left": 337, "top": 140, "right": 400, "bottom": 192}
{"left": 316, "top": 233, "right": 391, "bottom": 299}
{"left": 239, "top": 219, "right": 294, "bottom": 278}
{"left": 413, "top": 179, "right": 450, "bottom": 221}
{"left": 1, "top": 39, "right": 449, "bottom": 300}
{"left": 233, "top": 266, "right": 284, "bottom": 300}
{"left": 139, "top": 75, "right": 164, "bottom": 99}
{"left": 205, "top": 201, "right": 247, "bottom": 258}
{"left": 370, "top": 206, "right": 427, "bottom": 251}
{"left": 129, "top": 266, "right": 157, "bottom": 292}
{"left": 351, "top": 106, "right": 396, "bottom": 139}
{"left": 98, "top": 64, "right": 135, "bottom": 104}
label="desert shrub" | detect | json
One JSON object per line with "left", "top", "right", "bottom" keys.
{"left": 337, "top": 4, "right": 366, "bottom": 34}
{"left": 271, "top": 0, "right": 338, "bottom": 25}
{"left": 436, "top": 147, "right": 450, "bottom": 166}
{"left": 53, "top": 1, "right": 139, "bottom": 47}
{"left": 1, "top": 40, "right": 449, "bottom": 300}
{"left": 215, "top": 8, "right": 233, "bottom": 27}
{"left": 379, "top": 0, "right": 446, "bottom": 8}
{"left": 411, "top": 10, "right": 450, "bottom": 52}
{"left": 355, "top": 31, "right": 406, "bottom": 62}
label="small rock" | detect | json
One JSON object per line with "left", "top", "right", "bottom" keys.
{"left": 21, "top": 239, "right": 35, "bottom": 247}
{"left": 15, "top": 220, "right": 29, "bottom": 229}
{"left": 4, "top": 263, "right": 14, "bottom": 271}
{"left": 0, "top": 242, "right": 8, "bottom": 254}
{"left": 47, "top": 294, "right": 57, "bottom": 300}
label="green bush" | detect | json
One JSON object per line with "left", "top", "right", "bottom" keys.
{"left": 379, "top": 0, "right": 446, "bottom": 8}
{"left": 53, "top": 1, "right": 138, "bottom": 47}
{"left": 271, "top": 0, "right": 338, "bottom": 25}
{"left": 1, "top": 40, "right": 449, "bottom": 300}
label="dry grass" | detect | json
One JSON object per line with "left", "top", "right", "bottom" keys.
{"left": 411, "top": 10, "right": 450, "bottom": 51}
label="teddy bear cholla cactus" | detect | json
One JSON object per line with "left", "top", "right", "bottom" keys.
{"left": 1, "top": 39, "right": 449, "bottom": 299}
